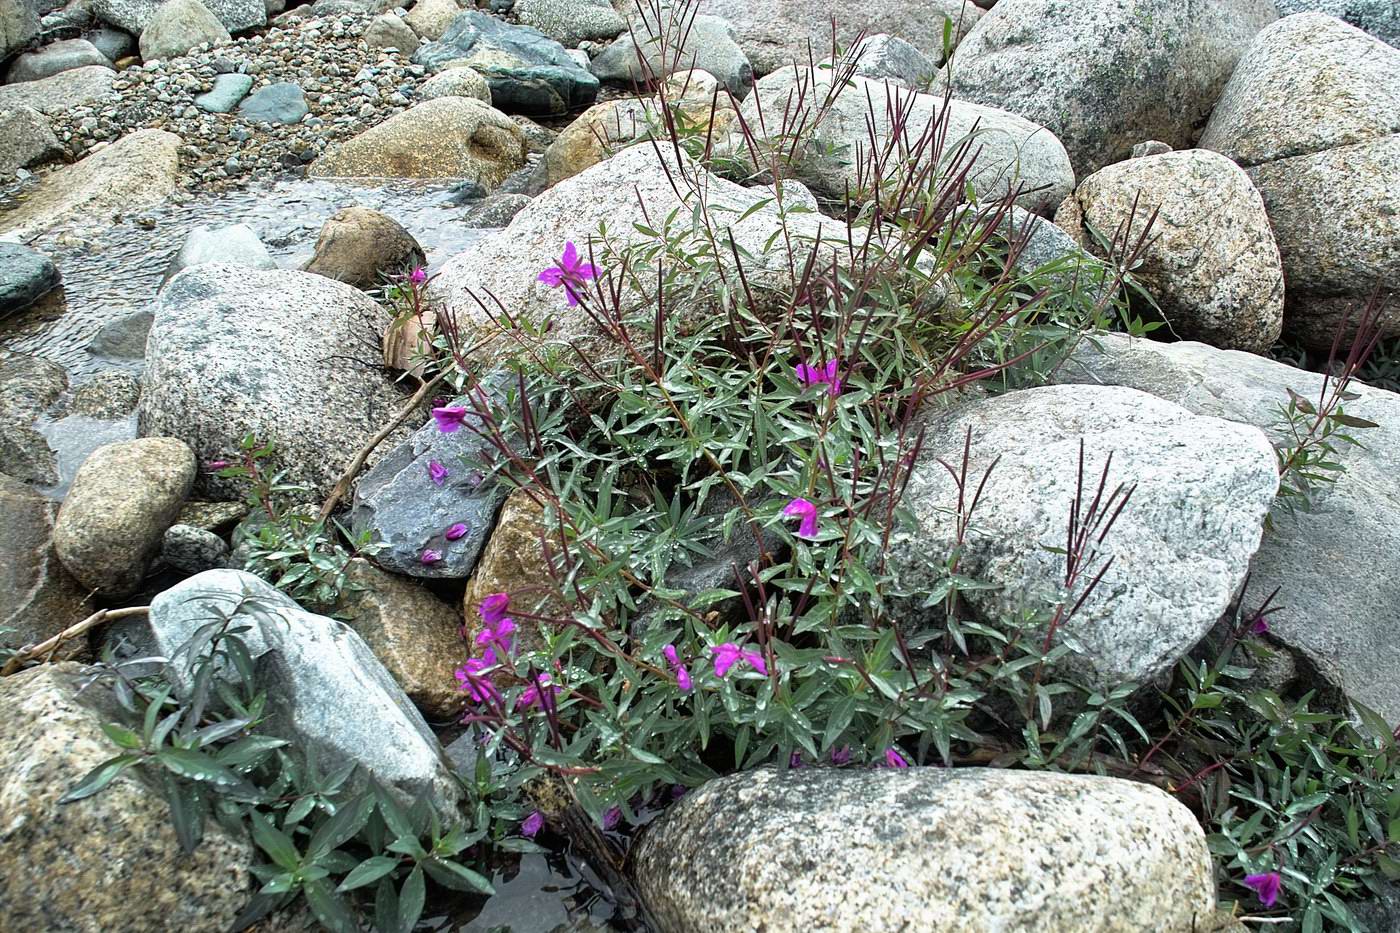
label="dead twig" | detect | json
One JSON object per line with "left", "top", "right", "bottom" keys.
{"left": 1, "top": 606, "right": 151, "bottom": 676}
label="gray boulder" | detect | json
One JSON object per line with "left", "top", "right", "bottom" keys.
{"left": 93, "top": 0, "right": 263, "bottom": 34}
{"left": 159, "top": 522, "right": 229, "bottom": 573}
{"left": 0, "top": 353, "right": 64, "bottom": 487}
{"left": 364, "top": 11, "right": 418, "bottom": 54}
{"left": 0, "top": 242, "right": 61, "bottom": 316}
{"left": 237, "top": 80, "right": 307, "bottom": 123}
{"left": 1, "top": 0, "right": 40, "bottom": 60}
{"left": 53, "top": 437, "right": 196, "bottom": 599}
{"left": 633, "top": 767, "right": 1215, "bottom": 932}
{"left": 0, "top": 63, "right": 116, "bottom": 117}
{"left": 302, "top": 205, "right": 425, "bottom": 289}
{"left": 0, "top": 474, "right": 94, "bottom": 660}
{"left": 162, "top": 221, "right": 276, "bottom": 283}
{"left": 590, "top": 10, "right": 752, "bottom": 98}
{"left": 514, "top": 0, "right": 622, "bottom": 48}
{"left": 67, "top": 371, "right": 142, "bottom": 419}
{"left": 5, "top": 37, "right": 110, "bottom": 82}
{"left": 138, "top": 264, "right": 411, "bottom": 500}
{"left": 1058, "top": 334, "right": 1400, "bottom": 725}
{"left": 0, "top": 105, "right": 62, "bottom": 173}
{"left": 87, "top": 309, "right": 153, "bottom": 359}
{"left": 894, "top": 384, "right": 1278, "bottom": 688}
{"left": 146, "top": 569, "right": 463, "bottom": 816}
{"left": 945, "top": 0, "right": 1277, "bottom": 177}
{"left": 86, "top": 24, "right": 136, "bottom": 60}
{"left": 1274, "top": 0, "right": 1398, "bottom": 46}
{"left": 412, "top": 10, "right": 599, "bottom": 114}
{"left": 193, "top": 69, "right": 252, "bottom": 112}
{"left": 417, "top": 62, "right": 490, "bottom": 102}
{"left": 845, "top": 33, "right": 936, "bottom": 88}
{"left": 350, "top": 387, "right": 509, "bottom": 579}
{"left": 404, "top": 0, "right": 460, "bottom": 40}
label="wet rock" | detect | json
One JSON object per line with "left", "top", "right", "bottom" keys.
{"left": 461, "top": 488, "right": 566, "bottom": 654}
{"left": 1058, "top": 334, "right": 1400, "bottom": 724}
{"left": 350, "top": 387, "right": 509, "bottom": 579}
{"left": 0, "top": 105, "right": 63, "bottom": 172}
{"left": 146, "top": 569, "right": 464, "bottom": 817}
{"left": 846, "top": 33, "right": 935, "bottom": 88}
{"left": 0, "top": 243, "right": 61, "bottom": 317}
{"left": 404, "top": 0, "right": 460, "bottom": 40}
{"left": 461, "top": 191, "right": 531, "bottom": 226}
{"left": 417, "top": 62, "right": 490, "bottom": 102}
{"left": 413, "top": 10, "right": 599, "bottom": 115}
{"left": 364, "top": 11, "right": 419, "bottom": 54}
{"left": 140, "top": 264, "right": 410, "bottom": 499}
{"left": 591, "top": 11, "right": 752, "bottom": 98}
{"left": 0, "top": 128, "right": 179, "bottom": 240}
{"left": 1056, "top": 150, "right": 1284, "bottom": 352}
{"left": 945, "top": 0, "right": 1277, "bottom": 176}
{"left": 159, "top": 522, "right": 229, "bottom": 573}
{"left": 302, "top": 205, "right": 425, "bottom": 289}
{"left": 237, "top": 80, "right": 307, "bottom": 124}
{"left": 0, "top": 426, "right": 58, "bottom": 487}
{"left": 5, "top": 37, "right": 111, "bottom": 83}
{"left": 515, "top": 0, "right": 623, "bottom": 48}
{"left": 1274, "top": 0, "right": 1397, "bottom": 47}
{"left": 0, "top": 63, "right": 117, "bottom": 117}
{"left": 895, "top": 384, "right": 1278, "bottom": 688}
{"left": 310, "top": 96, "right": 525, "bottom": 184}
{"left": 0, "top": 663, "right": 255, "bottom": 933}
{"left": 53, "top": 437, "right": 195, "bottom": 599}
{"left": 0, "top": 355, "right": 63, "bottom": 487}
{"left": 736, "top": 67, "right": 1073, "bottom": 214}
{"left": 1, "top": 0, "right": 40, "bottom": 60}
{"left": 633, "top": 767, "right": 1215, "bottom": 932}
{"left": 696, "top": 0, "right": 980, "bottom": 75}
{"left": 86, "top": 309, "right": 153, "bottom": 359}
{"left": 163, "top": 221, "right": 276, "bottom": 284}
{"left": 193, "top": 70, "right": 253, "bottom": 112}
{"left": 1201, "top": 13, "right": 1400, "bottom": 168}
{"left": 68, "top": 371, "right": 141, "bottom": 419}
{"left": 333, "top": 558, "right": 466, "bottom": 719}
{"left": 94, "top": 0, "right": 263, "bottom": 34}
{"left": 0, "top": 475, "right": 94, "bottom": 660}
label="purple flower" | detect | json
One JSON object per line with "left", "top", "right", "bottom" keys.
{"left": 662, "top": 643, "right": 693, "bottom": 691}
{"left": 476, "top": 617, "right": 516, "bottom": 658}
{"left": 712, "top": 642, "right": 767, "bottom": 677}
{"left": 782, "top": 497, "right": 819, "bottom": 539}
{"left": 602, "top": 806, "right": 622, "bottom": 831}
{"left": 445, "top": 522, "right": 469, "bottom": 541}
{"left": 421, "top": 548, "right": 443, "bottom": 565}
{"left": 427, "top": 460, "right": 449, "bottom": 486}
{"left": 884, "top": 747, "right": 910, "bottom": 768}
{"left": 537, "top": 241, "right": 599, "bottom": 307}
{"left": 521, "top": 810, "right": 544, "bottom": 838}
{"left": 830, "top": 745, "right": 852, "bottom": 766}
{"left": 1244, "top": 872, "right": 1282, "bottom": 908}
{"left": 670, "top": 784, "right": 687, "bottom": 800}
{"left": 516, "top": 672, "right": 559, "bottom": 710}
{"left": 432, "top": 405, "right": 468, "bottom": 433}
{"left": 455, "top": 657, "right": 500, "bottom": 704}
{"left": 205, "top": 459, "right": 232, "bottom": 471}
{"left": 795, "top": 358, "right": 843, "bottom": 396}
{"left": 1248, "top": 616, "right": 1270, "bottom": 636}
{"left": 789, "top": 751, "right": 804, "bottom": 769}
{"left": 479, "top": 592, "right": 510, "bottom": 625}
{"left": 409, "top": 266, "right": 427, "bottom": 285}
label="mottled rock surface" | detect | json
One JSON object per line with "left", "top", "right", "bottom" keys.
{"left": 94, "top": 0, "right": 264, "bottom": 34}
{"left": 895, "top": 384, "right": 1278, "bottom": 687}
{"left": 0, "top": 663, "right": 254, "bottom": 933}
{"left": 0, "top": 354, "right": 64, "bottom": 486}
{"left": 0, "top": 474, "right": 94, "bottom": 660}
{"left": 404, "top": 0, "right": 460, "bottom": 39}
{"left": 138, "top": 0, "right": 231, "bottom": 61}
{"left": 1274, "top": 0, "right": 1397, "bottom": 47}
{"left": 515, "top": 0, "right": 623, "bottom": 47}
{"left": 302, "top": 205, "right": 425, "bottom": 288}
{"left": 1056, "top": 150, "right": 1284, "bottom": 352}
{"left": 0, "top": 242, "right": 61, "bottom": 316}
{"left": 160, "top": 522, "right": 230, "bottom": 573}
{"left": 0, "top": 64, "right": 117, "bottom": 117}
{"left": 364, "top": 11, "right": 419, "bottom": 53}
{"left": 1, "top": 0, "right": 39, "bottom": 60}
{"left": 590, "top": 10, "right": 751, "bottom": 98}
{"left": 5, "top": 38, "right": 111, "bottom": 83}
{"left": 53, "top": 438, "right": 196, "bottom": 599}
{"left": 0, "top": 105, "right": 63, "bottom": 172}
{"left": 633, "top": 767, "right": 1216, "bottom": 932}
{"left": 461, "top": 488, "right": 567, "bottom": 654}
{"left": 418, "top": 63, "right": 491, "bottom": 102}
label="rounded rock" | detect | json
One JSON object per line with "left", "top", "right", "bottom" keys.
{"left": 302, "top": 205, "right": 425, "bottom": 289}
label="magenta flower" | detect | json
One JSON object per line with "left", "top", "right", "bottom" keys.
{"left": 421, "top": 548, "right": 443, "bottom": 565}
{"left": 712, "top": 642, "right": 767, "bottom": 677}
{"left": 427, "top": 460, "right": 449, "bottom": 486}
{"left": 662, "top": 643, "right": 693, "bottom": 691}
{"left": 455, "top": 657, "right": 500, "bottom": 704}
{"left": 602, "top": 806, "right": 622, "bottom": 831}
{"left": 1248, "top": 616, "right": 1270, "bottom": 636}
{"left": 830, "top": 745, "right": 852, "bottom": 766}
{"left": 432, "top": 405, "right": 468, "bottom": 433}
{"left": 537, "top": 241, "right": 599, "bottom": 307}
{"left": 516, "top": 672, "right": 559, "bottom": 710}
{"left": 782, "top": 497, "right": 819, "bottom": 539}
{"left": 795, "top": 358, "right": 842, "bottom": 396}
{"left": 445, "top": 522, "right": 469, "bottom": 541}
{"left": 1244, "top": 872, "right": 1282, "bottom": 908}
{"left": 521, "top": 810, "right": 544, "bottom": 838}
{"left": 409, "top": 266, "right": 427, "bottom": 285}
{"left": 476, "top": 617, "right": 516, "bottom": 657}
{"left": 479, "top": 592, "right": 510, "bottom": 625}
{"left": 205, "top": 459, "right": 232, "bottom": 471}
{"left": 789, "top": 751, "right": 804, "bottom": 769}
{"left": 884, "top": 747, "right": 910, "bottom": 768}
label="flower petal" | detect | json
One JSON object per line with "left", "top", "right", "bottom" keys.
{"left": 561, "top": 240, "right": 579, "bottom": 271}
{"left": 521, "top": 811, "right": 544, "bottom": 838}
{"left": 445, "top": 522, "right": 469, "bottom": 541}
{"left": 538, "top": 266, "right": 565, "bottom": 287}
{"left": 479, "top": 593, "right": 510, "bottom": 625}
{"left": 712, "top": 643, "right": 740, "bottom": 677}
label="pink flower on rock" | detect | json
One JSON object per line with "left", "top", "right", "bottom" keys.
{"left": 538, "top": 241, "right": 599, "bottom": 307}
{"left": 432, "top": 405, "right": 468, "bottom": 433}
{"left": 479, "top": 592, "right": 510, "bottom": 625}
{"left": 712, "top": 642, "right": 767, "bottom": 677}
{"left": 521, "top": 810, "right": 544, "bottom": 838}
{"left": 883, "top": 747, "right": 910, "bottom": 768}
{"left": 662, "top": 643, "right": 693, "bottom": 691}
{"left": 1248, "top": 616, "right": 1270, "bottom": 636}
{"left": 1244, "top": 872, "right": 1282, "bottom": 908}
{"left": 427, "top": 460, "right": 449, "bottom": 486}
{"left": 795, "top": 358, "right": 842, "bottom": 396}
{"left": 409, "top": 266, "right": 427, "bottom": 285}
{"left": 421, "top": 549, "right": 443, "bottom": 565}
{"left": 445, "top": 522, "right": 469, "bottom": 541}
{"left": 782, "top": 497, "right": 819, "bottom": 539}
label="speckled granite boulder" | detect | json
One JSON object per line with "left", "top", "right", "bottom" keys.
{"left": 146, "top": 570, "right": 464, "bottom": 818}
{"left": 894, "top": 384, "right": 1278, "bottom": 688}
{"left": 418, "top": 63, "right": 491, "bottom": 102}
{"left": 0, "top": 474, "right": 94, "bottom": 660}
{"left": 0, "top": 663, "right": 255, "bottom": 933}
{"left": 515, "top": 0, "right": 623, "bottom": 47}
{"left": 364, "top": 11, "right": 419, "bottom": 54}
{"left": 94, "top": 0, "right": 264, "bottom": 34}
{"left": 138, "top": 264, "right": 411, "bottom": 500}
{"left": 333, "top": 558, "right": 466, "bottom": 719}
{"left": 0, "top": 105, "right": 64, "bottom": 173}
{"left": 53, "top": 438, "right": 196, "bottom": 599}
{"left": 845, "top": 33, "right": 936, "bottom": 88}
{"left": 5, "top": 38, "right": 111, "bottom": 83}
{"left": 1056, "top": 150, "right": 1284, "bottom": 352}
{"left": 310, "top": 97, "right": 526, "bottom": 184}
{"left": 1, "top": 0, "right": 40, "bottom": 60}
{"left": 591, "top": 10, "right": 752, "bottom": 98}
{"left": 1274, "top": 0, "right": 1397, "bottom": 47}
{"left": 159, "top": 522, "right": 229, "bottom": 573}
{"left": 138, "top": 0, "right": 231, "bottom": 60}
{"left": 404, "top": 0, "right": 460, "bottom": 40}
{"left": 945, "top": 0, "right": 1277, "bottom": 176}
{"left": 302, "top": 206, "right": 425, "bottom": 289}
{"left": 67, "top": 371, "right": 141, "bottom": 419}
{"left": 632, "top": 767, "right": 1215, "bottom": 932}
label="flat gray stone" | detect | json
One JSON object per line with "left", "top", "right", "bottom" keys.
{"left": 5, "top": 38, "right": 111, "bottom": 83}
{"left": 514, "top": 0, "right": 623, "bottom": 48}
{"left": 0, "top": 64, "right": 117, "bottom": 117}
{"left": 237, "top": 80, "right": 307, "bottom": 123}
{"left": 0, "top": 105, "right": 62, "bottom": 173}
{"left": 162, "top": 221, "right": 275, "bottom": 282}
{"left": 590, "top": 11, "right": 752, "bottom": 98}
{"left": 86, "top": 309, "right": 152, "bottom": 359}
{"left": 0, "top": 243, "right": 60, "bottom": 316}
{"left": 193, "top": 70, "right": 252, "bottom": 112}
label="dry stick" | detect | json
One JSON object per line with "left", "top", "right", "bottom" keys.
{"left": 1, "top": 606, "right": 151, "bottom": 676}
{"left": 317, "top": 371, "right": 447, "bottom": 522}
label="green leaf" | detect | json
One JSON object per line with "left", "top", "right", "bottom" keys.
{"left": 156, "top": 748, "right": 243, "bottom": 787}
{"left": 337, "top": 855, "right": 401, "bottom": 892}
{"left": 249, "top": 811, "right": 301, "bottom": 872}
{"left": 101, "top": 722, "right": 143, "bottom": 749}
{"left": 303, "top": 879, "right": 357, "bottom": 933}
{"left": 422, "top": 857, "right": 495, "bottom": 894}
{"left": 307, "top": 791, "right": 373, "bottom": 861}
{"left": 60, "top": 754, "right": 140, "bottom": 803}
{"left": 397, "top": 866, "right": 426, "bottom": 933}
